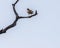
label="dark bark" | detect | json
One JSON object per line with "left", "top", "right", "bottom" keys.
{"left": 0, "top": 0, "right": 38, "bottom": 34}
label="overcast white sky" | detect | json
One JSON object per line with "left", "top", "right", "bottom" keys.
{"left": 0, "top": 0, "right": 60, "bottom": 48}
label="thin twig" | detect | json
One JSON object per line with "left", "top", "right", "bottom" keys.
{"left": 0, "top": 0, "right": 38, "bottom": 34}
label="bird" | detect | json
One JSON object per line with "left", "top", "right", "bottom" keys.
{"left": 27, "top": 8, "right": 33, "bottom": 15}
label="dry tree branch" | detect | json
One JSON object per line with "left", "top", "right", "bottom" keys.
{"left": 0, "top": 0, "right": 38, "bottom": 34}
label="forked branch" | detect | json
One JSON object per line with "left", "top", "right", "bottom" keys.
{"left": 0, "top": 0, "right": 38, "bottom": 34}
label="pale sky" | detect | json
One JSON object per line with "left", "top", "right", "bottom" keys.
{"left": 0, "top": 0, "right": 60, "bottom": 48}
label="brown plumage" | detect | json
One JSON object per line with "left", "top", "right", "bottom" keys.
{"left": 27, "top": 8, "right": 33, "bottom": 14}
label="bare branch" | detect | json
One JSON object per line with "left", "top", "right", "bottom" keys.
{"left": 12, "top": 0, "right": 19, "bottom": 17}
{"left": 19, "top": 10, "right": 37, "bottom": 18}
{"left": 0, "top": 0, "right": 38, "bottom": 34}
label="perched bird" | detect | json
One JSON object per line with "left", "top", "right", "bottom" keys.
{"left": 27, "top": 8, "right": 33, "bottom": 15}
